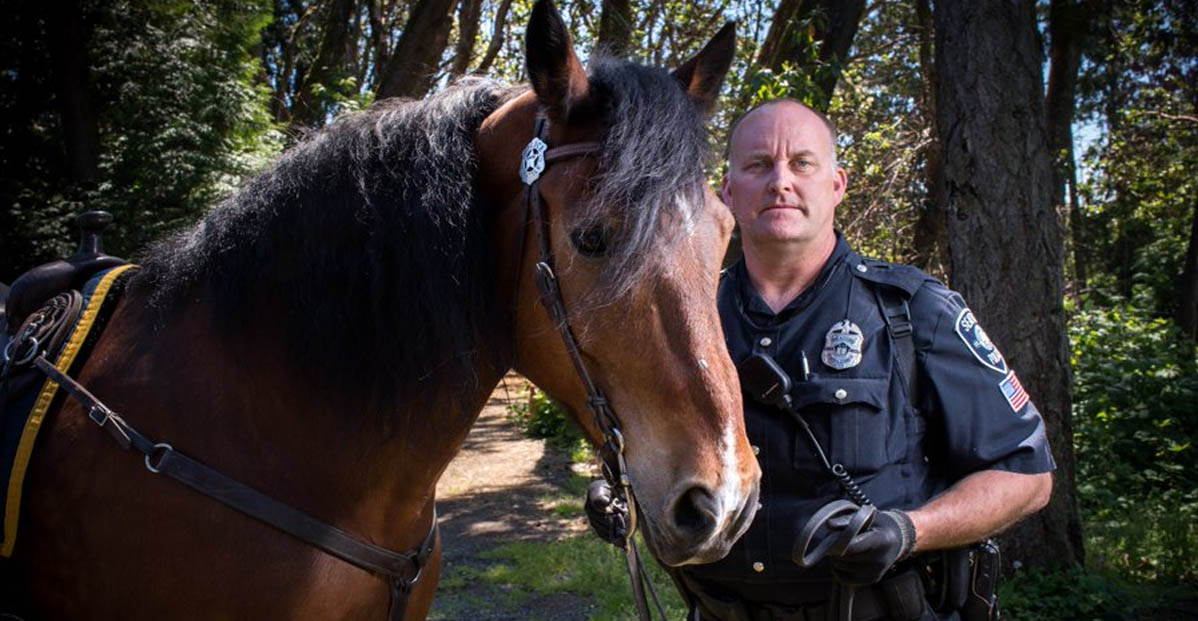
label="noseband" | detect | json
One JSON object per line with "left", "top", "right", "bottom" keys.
{"left": 517, "top": 113, "right": 667, "bottom": 620}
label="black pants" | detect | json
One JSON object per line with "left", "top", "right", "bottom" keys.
{"left": 681, "top": 570, "right": 944, "bottom": 621}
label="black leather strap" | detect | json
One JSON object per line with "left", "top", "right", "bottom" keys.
{"left": 29, "top": 353, "right": 437, "bottom": 618}
{"left": 874, "top": 285, "right": 919, "bottom": 406}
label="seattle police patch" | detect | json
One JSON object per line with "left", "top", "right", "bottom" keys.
{"left": 954, "top": 308, "right": 1008, "bottom": 374}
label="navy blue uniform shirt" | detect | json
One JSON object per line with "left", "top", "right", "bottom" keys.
{"left": 683, "top": 234, "right": 1054, "bottom": 605}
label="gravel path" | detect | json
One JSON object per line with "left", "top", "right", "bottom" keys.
{"left": 428, "top": 374, "right": 595, "bottom": 620}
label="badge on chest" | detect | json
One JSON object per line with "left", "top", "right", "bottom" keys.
{"left": 821, "top": 319, "right": 864, "bottom": 370}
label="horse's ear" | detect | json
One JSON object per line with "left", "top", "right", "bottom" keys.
{"left": 526, "top": 0, "right": 590, "bottom": 122}
{"left": 672, "top": 21, "right": 737, "bottom": 116}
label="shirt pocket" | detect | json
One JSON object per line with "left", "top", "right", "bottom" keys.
{"left": 790, "top": 376, "right": 894, "bottom": 476}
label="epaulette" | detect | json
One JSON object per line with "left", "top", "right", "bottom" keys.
{"left": 847, "top": 257, "right": 927, "bottom": 297}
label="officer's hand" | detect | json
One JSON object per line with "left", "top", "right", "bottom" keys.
{"left": 829, "top": 509, "right": 916, "bottom": 585}
{"left": 585, "top": 480, "right": 628, "bottom": 546}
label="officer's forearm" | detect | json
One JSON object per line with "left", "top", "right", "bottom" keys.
{"left": 904, "top": 469, "right": 1052, "bottom": 553}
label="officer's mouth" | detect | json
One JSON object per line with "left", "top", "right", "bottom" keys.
{"left": 761, "top": 203, "right": 806, "bottom": 215}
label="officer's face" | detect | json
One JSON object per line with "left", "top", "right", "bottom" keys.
{"left": 721, "top": 101, "right": 846, "bottom": 251}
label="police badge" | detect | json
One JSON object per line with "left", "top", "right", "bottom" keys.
{"left": 821, "top": 319, "right": 864, "bottom": 370}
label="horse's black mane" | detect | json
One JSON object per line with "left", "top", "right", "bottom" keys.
{"left": 135, "top": 60, "right": 713, "bottom": 418}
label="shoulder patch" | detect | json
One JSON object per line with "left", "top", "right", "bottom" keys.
{"left": 954, "top": 308, "right": 1007, "bottom": 374}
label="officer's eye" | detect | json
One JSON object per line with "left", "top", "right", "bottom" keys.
{"left": 570, "top": 224, "right": 611, "bottom": 257}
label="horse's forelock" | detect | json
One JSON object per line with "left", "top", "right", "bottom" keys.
{"left": 575, "top": 57, "right": 714, "bottom": 303}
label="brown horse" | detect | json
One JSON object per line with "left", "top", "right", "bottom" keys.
{"left": 3, "top": 1, "right": 759, "bottom": 617}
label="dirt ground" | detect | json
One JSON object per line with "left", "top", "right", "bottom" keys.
{"left": 428, "top": 373, "right": 596, "bottom": 620}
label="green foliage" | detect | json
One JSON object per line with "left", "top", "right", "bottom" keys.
{"left": 507, "top": 387, "right": 588, "bottom": 451}
{"left": 1000, "top": 567, "right": 1138, "bottom": 621}
{"left": 87, "top": 0, "right": 282, "bottom": 259}
{"left": 827, "top": 0, "right": 930, "bottom": 266}
{"left": 1070, "top": 302, "right": 1198, "bottom": 584}
{"left": 1076, "top": 0, "right": 1197, "bottom": 314}
{"left": 1000, "top": 564, "right": 1198, "bottom": 620}
{"left": 0, "top": 0, "right": 282, "bottom": 281}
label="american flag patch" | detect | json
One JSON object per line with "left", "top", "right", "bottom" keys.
{"left": 999, "top": 371, "right": 1029, "bottom": 412}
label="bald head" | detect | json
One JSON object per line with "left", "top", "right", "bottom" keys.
{"left": 726, "top": 99, "right": 839, "bottom": 168}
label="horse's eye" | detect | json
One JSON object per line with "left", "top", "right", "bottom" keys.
{"left": 569, "top": 225, "right": 610, "bottom": 257}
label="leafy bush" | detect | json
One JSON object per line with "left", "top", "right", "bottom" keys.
{"left": 507, "top": 386, "right": 587, "bottom": 450}
{"left": 1000, "top": 566, "right": 1137, "bottom": 621}
{"left": 1070, "top": 302, "right": 1198, "bottom": 584}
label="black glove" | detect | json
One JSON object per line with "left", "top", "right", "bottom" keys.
{"left": 829, "top": 509, "right": 916, "bottom": 586}
{"left": 585, "top": 480, "right": 628, "bottom": 546}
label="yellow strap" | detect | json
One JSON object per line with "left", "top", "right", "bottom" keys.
{"left": 2, "top": 264, "right": 137, "bottom": 557}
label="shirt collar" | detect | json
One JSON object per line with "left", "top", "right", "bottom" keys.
{"left": 735, "top": 232, "right": 850, "bottom": 323}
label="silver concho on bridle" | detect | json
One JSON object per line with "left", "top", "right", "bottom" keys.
{"left": 821, "top": 319, "right": 864, "bottom": 370}
{"left": 520, "top": 136, "right": 548, "bottom": 185}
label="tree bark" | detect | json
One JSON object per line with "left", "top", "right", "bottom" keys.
{"left": 376, "top": 0, "right": 458, "bottom": 100}
{"left": 450, "top": 0, "right": 483, "bottom": 76}
{"left": 911, "top": 0, "right": 945, "bottom": 276}
{"left": 1045, "top": 0, "right": 1088, "bottom": 292}
{"left": 754, "top": 0, "right": 865, "bottom": 110}
{"left": 474, "top": 0, "right": 513, "bottom": 74}
{"left": 45, "top": 0, "right": 99, "bottom": 183}
{"left": 292, "top": 0, "right": 358, "bottom": 128}
{"left": 597, "top": 0, "right": 634, "bottom": 57}
{"left": 935, "top": 0, "right": 1084, "bottom": 570}
{"left": 1178, "top": 202, "right": 1198, "bottom": 342}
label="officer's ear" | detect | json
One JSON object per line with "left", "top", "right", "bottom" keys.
{"left": 720, "top": 173, "right": 732, "bottom": 206}
{"left": 833, "top": 166, "right": 848, "bottom": 205}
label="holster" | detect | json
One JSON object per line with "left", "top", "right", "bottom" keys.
{"left": 961, "top": 540, "right": 1000, "bottom": 621}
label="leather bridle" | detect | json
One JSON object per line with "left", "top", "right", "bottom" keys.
{"left": 517, "top": 112, "right": 667, "bottom": 620}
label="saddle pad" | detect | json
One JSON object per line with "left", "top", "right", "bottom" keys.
{"left": 1, "top": 263, "right": 137, "bottom": 557}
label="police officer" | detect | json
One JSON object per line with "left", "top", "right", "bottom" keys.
{"left": 587, "top": 99, "right": 1055, "bottom": 620}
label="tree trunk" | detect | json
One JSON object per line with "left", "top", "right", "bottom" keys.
{"left": 754, "top": 0, "right": 865, "bottom": 110}
{"left": 474, "top": 0, "right": 513, "bottom": 74}
{"left": 911, "top": 0, "right": 945, "bottom": 276}
{"left": 450, "top": 0, "right": 483, "bottom": 76}
{"left": 376, "top": 0, "right": 458, "bottom": 100}
{"left": 935, "top": 0, "right": 1084, "bottom": 570}
{"left": 1045, "top": 0, "right": 1088, "bottom": 293}
{"left": 292, "top": 0, "right": 357, "bottom": 128}
{"left": 1178, "top": 202, "right": 1198, "bottom": 342}
{"left": 46, "top": 0, "right": 99, "bottom": 183}
{"left": 597, "top": 0, "right": 634, "bottom": 57}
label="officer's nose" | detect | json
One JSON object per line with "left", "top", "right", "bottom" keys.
{"left": 767, "top": 163, "right": 794, "bottom": 194}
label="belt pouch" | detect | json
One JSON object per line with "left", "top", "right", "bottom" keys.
{"left": 877, "top": 569, "right": 928, "bottom": 621}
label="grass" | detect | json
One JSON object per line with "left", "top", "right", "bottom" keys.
{"left": 442, "top": 533, "right": 687, "bottom": 621}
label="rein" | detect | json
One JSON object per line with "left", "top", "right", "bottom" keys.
{"left": 4, "top": 308, "right": 437, "bottom": 620}
{"left": 517, "top": 113, "right": 668, "bottom": 621}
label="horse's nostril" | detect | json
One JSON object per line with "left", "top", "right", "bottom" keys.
{"left": 672, "top": 486, "right": 718, "bottom": 536}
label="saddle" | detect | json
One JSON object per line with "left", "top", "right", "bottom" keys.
{"left": 3, "top": 212, "right": 125, "bottom": 336}
{"left": 2, "top": 211, "right": 131, "bottom": 559}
